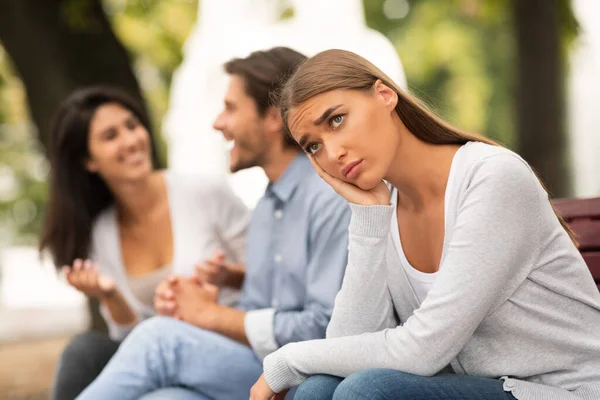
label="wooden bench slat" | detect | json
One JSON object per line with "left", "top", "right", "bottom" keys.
{"left": 582, "top": 252, "right": 600, "bottom": 281}
{"left": 569, "top": 220, "right": 600, "bottom": 250}
{"left": 552, "top": 197, "right": 600, "bottom": 293}
{"left": 553, "top": 197, "right": 600, "bottom": 220}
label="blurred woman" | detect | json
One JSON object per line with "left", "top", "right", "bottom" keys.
{"left": 40, "top": 86, "right": 248, "bottom": 400}
{"left": 249, "top": 50, "right": 600, "bottom": 400}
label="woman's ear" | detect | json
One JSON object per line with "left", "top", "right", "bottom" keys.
{"left": 373, "top": 79, "right": 398, "bottom": 111}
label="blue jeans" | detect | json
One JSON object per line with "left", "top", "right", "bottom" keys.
{"left": 295, "top": 369, "right": 517, "bottom": 400}
{"left": 76, "top": 316, "right": 263, "bottom": 400}
{"left": 139, "top": 388, "right": 209, "bottom": 400}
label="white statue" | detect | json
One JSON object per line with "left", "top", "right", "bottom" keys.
{"left": 163, "top": 0, "right": 283, "bottom": 207}
{"left": 163, "top": 0, "right": 280, "bottom": 175}
{"left": 568, "top": 0, "right": 600, "bottom": 197}
{"left": 163, "top": 0, "right": 408, "bottom": 207}
{"left": 269, "top": 0, "right": 407, "bottom": 89}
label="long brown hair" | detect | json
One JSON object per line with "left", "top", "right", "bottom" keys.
{"left": 39, "top": 86, "right": 161, "bottom": 268}
{"left": 279, "top": 49, "right": 577, "bottom": 245}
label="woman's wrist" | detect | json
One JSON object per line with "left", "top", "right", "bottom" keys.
{"left": 348, "top": 203, "right": 394, "bottom": 238}
{"left": 99, "top": 286, "right": 118, "bottom": 301}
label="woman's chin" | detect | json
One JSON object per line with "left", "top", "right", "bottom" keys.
{"left": 352, "top": 175, "right": 383, "bottom": 191}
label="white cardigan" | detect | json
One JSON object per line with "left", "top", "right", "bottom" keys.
{"left": 264, "top": 142, "right": 600, "bottom": 400}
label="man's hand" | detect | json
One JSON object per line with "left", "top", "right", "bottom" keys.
{"left": 195, "top": 249, "right": 246, "bottom": 289}
{"left": 195, "top": 249, "right": 229, "bottom": 286}
{"left": 172, "top": 277, "right": 220, "bottom": 329}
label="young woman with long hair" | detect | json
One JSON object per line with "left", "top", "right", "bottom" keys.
{"left": 249, "top": 49, "right": 600, "bottom": 400}
{"left": 40, "top": 86, "right": 248, "bottom": 400}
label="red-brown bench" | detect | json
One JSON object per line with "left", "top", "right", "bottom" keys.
{"left": 553, "top": 197, "right": 600, "bottom": 291}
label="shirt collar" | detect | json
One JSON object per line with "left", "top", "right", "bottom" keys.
{"left": 266, "top": 153, "right": 312, "bottom": 203}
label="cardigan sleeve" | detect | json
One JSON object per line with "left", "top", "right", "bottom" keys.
{"left": 263, "top": 153, "right": 545, "bottom": 393}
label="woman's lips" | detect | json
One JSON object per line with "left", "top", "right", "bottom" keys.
{"left": 342, "top": 160, "right": 363, "bottom": 179}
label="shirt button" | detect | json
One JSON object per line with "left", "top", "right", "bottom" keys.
{"left": 271, "top": 299, "right": 279, "bottom": 308}
{"left": 274, "top": 254, "right": 282, "bottom": 263}
{"left": 274, "top": 209, "right": 283, "bottom": 219}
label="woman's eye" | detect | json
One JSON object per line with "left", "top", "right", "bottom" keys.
{"left": 330, "top": 115, "right": 344, "bottom": 128}
{"left": 102, "top": 128, "right": 117, "bottom": 141}
{"left": 307, "top": 143, "right": 321, "bottom": 154}
{"left": 125, "top": 118, "right": 139, "bottom": 130}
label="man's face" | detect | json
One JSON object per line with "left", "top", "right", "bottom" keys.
{"left": 213, "top": 75, "right": 269, "bottom": 172}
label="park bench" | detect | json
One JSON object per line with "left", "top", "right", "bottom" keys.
{"left": 553, "top": 197, "right": 600, "bottom": 291}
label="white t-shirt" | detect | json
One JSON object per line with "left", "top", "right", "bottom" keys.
{"left": 390, "top": 189, "right": 438, "bottom": 304}
{"left": 389, "top": 145, "right": 465, "bottom": 304}
{"left": 90, "top": 171, "right": 249, "bottom": 341}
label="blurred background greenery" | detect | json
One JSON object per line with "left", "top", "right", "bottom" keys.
{"left": 0, "top": 0, "right": 582, "bottom": 246}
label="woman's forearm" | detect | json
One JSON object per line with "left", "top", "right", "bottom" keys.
{"left": 100, "top": 290, "right": 137, "bottom": 325}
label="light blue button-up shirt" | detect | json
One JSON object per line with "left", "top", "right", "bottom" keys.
{"left": 237, "top": 154, "right": 350, "bottom": 359}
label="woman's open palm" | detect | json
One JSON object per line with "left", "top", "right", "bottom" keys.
{"left": 62, "top": 259, "right": 116, "bottom": 298}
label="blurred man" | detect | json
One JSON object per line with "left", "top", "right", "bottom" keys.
{"left": 76, "top": 47, "right": 351, "bottom": 400}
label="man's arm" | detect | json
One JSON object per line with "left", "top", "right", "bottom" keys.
{"left": 243, "top": 191, "right": 351, "bottom": 359}
{"left": 207, "top": 305, "right": 249, "bottom": 345}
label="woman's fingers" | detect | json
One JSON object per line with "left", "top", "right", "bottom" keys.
{"left": 308, "top": 155, "right": 353, "bottom": 196}
{"left": 307, "top": 154, "right": 390, "bottom": 206}
{"left": 73, "top": 258, "right": 83, "bottom": 271}
{"left": 65, "top": 259, "right": 109, "bottom": 297}
{"left": 69, "top": 259, "right": 84, "bottom": 288}
{"left": 82, "top": 259, "right": 95, "bottom": 289}
{"left": 307, "top": 154, "right": 339, "bottom": 186}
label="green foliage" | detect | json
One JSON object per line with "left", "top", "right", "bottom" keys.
{"left": 365, "top": 0, "right": 516, "bottom": 146}
{"left": 62, "top": 0, "right": 103, "bottom": 32}
{"left": 104, "top": 0, "right": 198, "bottom": 165}
{"left": 0, "top": 0, "right": 198, "bottom": 245}
{"left": 0, "top": 0, "right": 579, "bottom": 244}
{"left": 0, "top": 47, "right": 46, "bottom": 246}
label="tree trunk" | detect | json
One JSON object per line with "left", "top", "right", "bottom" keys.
{"left": 513, "top": 0, "right": 571, "bottom": 198}
{"left": 0, "top": 0, "right": 151, "bottom": 332}
{"left": 0, "top": 0, "right": 146, "bottom": 150}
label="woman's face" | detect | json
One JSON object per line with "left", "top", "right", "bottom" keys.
{"left": 85, "top": 102, "right": 153, "bottom": 183}
{"left": 287, "top": 81, "right": 400, "bottom": 190}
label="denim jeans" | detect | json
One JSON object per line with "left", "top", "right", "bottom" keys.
{"left": 52, "top": 331, "right": 120, "bottom": 400}
{"left": 76, "top": 316, "right": 263, "bottom": 400}
{"left": 295, "top": 369, "right": 517, "bottom": 400}
{"left": 138, "top": 388, "right": 210, "bottom": 400}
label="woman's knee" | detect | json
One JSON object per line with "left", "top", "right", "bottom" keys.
{"left": 59, "top": 331, "right": 117, "bottom": 365}
{"left": 52, "top": 332, "right": 120, "bottom": 400}
{"left": 295, "top": 375, "right": 343, "bottom": 400}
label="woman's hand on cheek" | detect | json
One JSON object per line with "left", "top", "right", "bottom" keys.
{"left": 308, "top": 154, "right": 390, "bottom": 206}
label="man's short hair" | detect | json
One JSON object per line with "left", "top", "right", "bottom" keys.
{"left": 224, "top": 47, "right": 307, "bottom": 148}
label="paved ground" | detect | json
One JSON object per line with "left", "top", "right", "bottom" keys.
{"left": 0, "top": 336, "right": 70, "bottom": 400}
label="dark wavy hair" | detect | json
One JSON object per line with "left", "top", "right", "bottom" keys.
{"left": 39, "top": 86, "right": 161, "bottom": 268}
